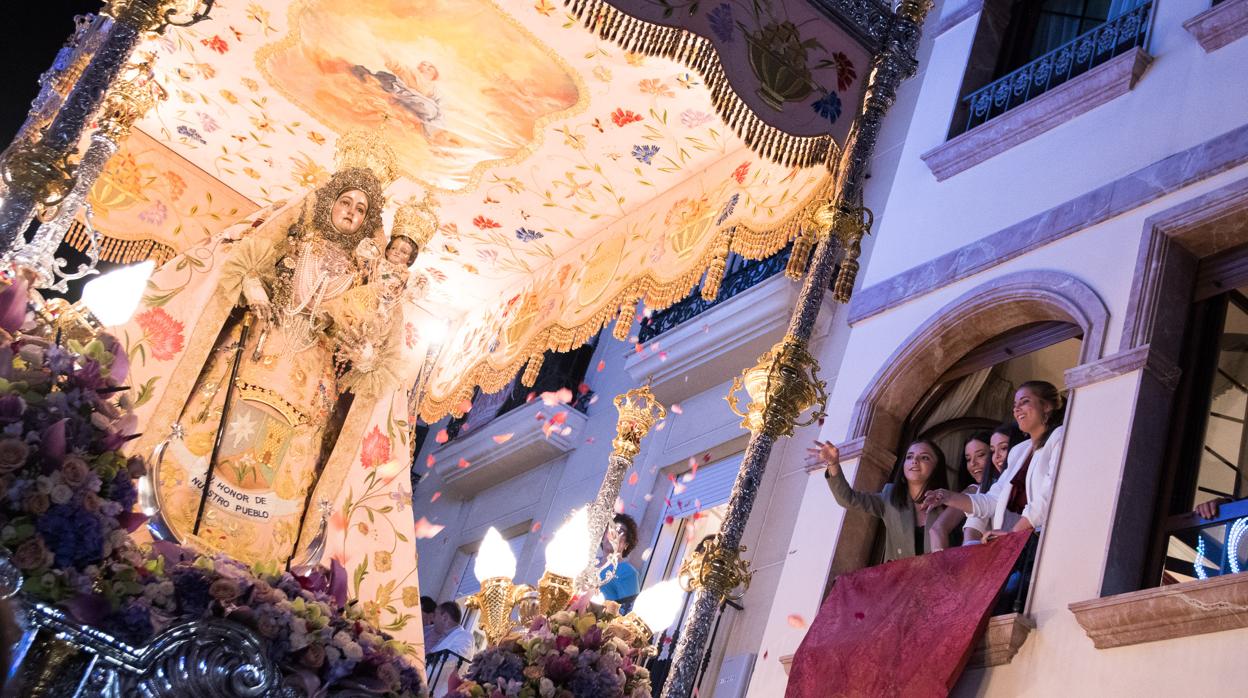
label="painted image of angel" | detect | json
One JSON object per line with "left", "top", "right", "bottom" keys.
{"left": 350, "top": 60, "right": 444, "bottom": 138}
{"left": 260, "top": 0, "right": 580, "bottom": 189}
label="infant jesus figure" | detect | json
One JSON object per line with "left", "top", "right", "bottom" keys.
{"left": 373, "top": 233, "right": 423, "bottom": 303}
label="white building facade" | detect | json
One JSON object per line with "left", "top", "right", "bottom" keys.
{"left": 416, "top": 0, "right": 1248, "bottom": 693}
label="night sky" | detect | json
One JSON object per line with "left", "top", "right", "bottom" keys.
{"left": 1, "top": 3, "right": 105, "bottom": 149}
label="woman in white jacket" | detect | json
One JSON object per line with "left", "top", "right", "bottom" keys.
{"left": 922, "top": 381, "right": 1066, "bottom": 540}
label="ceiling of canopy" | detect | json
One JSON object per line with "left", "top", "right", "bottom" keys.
{"left": 109, "top": 0, "right": 867, "bottom": 418}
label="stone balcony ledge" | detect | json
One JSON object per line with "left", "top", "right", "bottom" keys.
{"left": 1184, "top": 0, "right": 1248, "bottom": 53}
{"left": 433, "top": 398, "right": 588, "bottom": 496}
{"left": 624, "top": 274, "right": 834, "bottom": 405}
{"left": 1069, "top": 573, "right": 1248, "bottom": 649}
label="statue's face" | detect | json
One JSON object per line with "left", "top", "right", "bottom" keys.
{"left": 331, "top": 189, "right": 369, "bottom": 236}
{"left": 385, "top": 237, "right": 416, "bottom": 266}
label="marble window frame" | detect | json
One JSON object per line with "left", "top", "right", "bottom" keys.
{"left": 1065, "top": 176, "right": 1248, "bottom": 649}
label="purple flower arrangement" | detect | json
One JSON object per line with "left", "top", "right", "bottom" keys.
{"left": 87, "top": 543, "right": 425, "bottom": 695}
{"left": 0, "top": 276, "right": 146, "bottom": 603}
{"left": 0, "top": 277, "right": 424, "bottom": 696}
{"left": 449, "top": 600, "right": 652, "bottom": 698}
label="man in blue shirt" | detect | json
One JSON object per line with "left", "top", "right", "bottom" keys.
{"left": 599, "top": 513, "right": 641, "bottom": 612}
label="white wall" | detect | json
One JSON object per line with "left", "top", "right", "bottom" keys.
{"left": 745, "top": 0, "right": 1248, "bottom": 691}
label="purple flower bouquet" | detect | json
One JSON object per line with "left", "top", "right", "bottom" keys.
{"left": 449, "top": 599, "right": 652, "bottom": 698}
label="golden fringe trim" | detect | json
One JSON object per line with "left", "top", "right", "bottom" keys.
{"left": 418, "top": 175, "right": 840, "bottom": 421}
{"left": 701, "top": 227, "right": 732, "bottom": 301}
{"left": 63, "top": 220, "right": 177, "bottom": 266}
{"left": 564, "top": 0, "right": 840, "bottom": 170}
{"left": 521, "top": 352, "right": 545, "bottom": 388}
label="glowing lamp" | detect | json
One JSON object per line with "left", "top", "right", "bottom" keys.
{"left": 632, "top": 579, "right": 684, "bottom": 634}
{"left": 544, "top": 507, "right": 591, "bottom": 578}
{"left": 474, "top": 527, "right": 516, "bottom": 583}
{"left": 81, "top": 260, "right": 154, "bottom": 327}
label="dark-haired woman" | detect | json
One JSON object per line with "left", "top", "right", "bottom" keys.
{"left": 807, "top": 439, "right": 949, "bottom": 562}
{"left": 923, "top": 381, "right": 1066, "bottom": 539}
{"left": 928, "top": 432, "right": 993, "bottom": 551}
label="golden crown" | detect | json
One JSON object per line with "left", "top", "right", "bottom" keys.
{"left": 334, "top": 127, "right": 399, "bottom": 189}
{"left": 392, "top": 192, "right": 439, "bottom": 249}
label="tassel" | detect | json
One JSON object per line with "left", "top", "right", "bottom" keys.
{"left": 521, "top": 352, "right": 544, "bottom": 387}
{"left": 833, "top": 233, "right": 863, "bottom": 303}
{"left": 701, "top": 229, "right": 732, "bottom": 301}
{"left": 612, "top": 297, "right": 636, "bottom": 341}
{"left": 785, "top": 227, "right": 815, "bottom": 280}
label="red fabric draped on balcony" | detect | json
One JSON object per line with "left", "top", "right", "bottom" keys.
{"left": 785, "top": 532, "right": 1032, "bottom": 698}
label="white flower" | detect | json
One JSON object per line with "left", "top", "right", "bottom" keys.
{"left": 49, "top": 483, "right": 73, "bottom": 504}
{"left": 539, "top": 678, "right": 555, "bottom": 697}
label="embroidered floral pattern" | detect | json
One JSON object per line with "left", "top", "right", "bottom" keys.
{"left": 134, "top": 308, "right": 186, "bottom": 362}
{"left": 732, "top": 162, "right": 750, "bottom": 184}
{"left": 359, "top": 425, "right": 391, "bottom": 470}
{"left": 706, "top": 3, "right": 735, "bottom": 43}
{"left": 811, "top": 91, "right": 843, "bottom": 123}
{"left": 472, "top": 215, "right": 501, "bottom": 230}
{"left": 610, "top": 108, "right": 644, "bottom": 127}
{"left": 631, "top": 144, "right": 660, "bottom": 164}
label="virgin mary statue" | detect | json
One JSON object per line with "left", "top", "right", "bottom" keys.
{"left": 120, "top": 129, "right": 437, "bottom": 596}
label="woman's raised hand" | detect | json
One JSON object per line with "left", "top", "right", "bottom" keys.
{"left": 920, "top": 489, "right": 950, "bottom": 512}
{"left": 804, "top": 440, "right": 841, "bottom": 476}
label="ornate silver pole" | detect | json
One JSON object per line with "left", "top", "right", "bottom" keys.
{"left": 574, "top": 383, "right": 666, "bottom": 593}
{"left": 658, "top": 2, "right": 935, "bottom": 696}
{"left": 7, "top": 62, "right": 165, "bottom": 291}
{"left": 0, "top": 15, "right": 108, "bottom": 163}
{"left": 0, "top": 0, "right": 214, "bottom": 251}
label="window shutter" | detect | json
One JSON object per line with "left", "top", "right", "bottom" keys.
{"left": 663, "top": 453, "right": 743, "bottom": 520}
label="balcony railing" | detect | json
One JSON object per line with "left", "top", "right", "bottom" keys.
{"left": 637, "top": 244, "right": 792, "bottom": 344}
{"left": 443, "top": 341, "right": 597, "bottom": 443}
{"left": 959, "top": 0, "right": 1154, "bottom": 134}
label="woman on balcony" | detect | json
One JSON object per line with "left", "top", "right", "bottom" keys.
{"left": 922, "top": 381, "right": 1066, "bottom": 540}
{"left": 928, "top": 431, "right": 992, "bottom": 551}
{"left": 807, "top": 439, "right": 949, "bottom": 562}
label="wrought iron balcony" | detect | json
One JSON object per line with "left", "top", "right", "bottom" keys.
{"left": 959, "top": 0, "right": 1154, "bottom": 134}
{"left": 638, "top": 244, "right": 792, "bottom": 345}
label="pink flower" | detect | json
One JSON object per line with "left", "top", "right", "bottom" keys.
{"left": 60, "top": 456, "right": 90, "bottom": 487}
{"left": 300, "top": 642, "right": 326, "bottom": 669}
{"left": 359, "top": 426, "right": 391, "bottom": 469}
{"left": 12, "top": 537, "right": 49, "bottom": 571}
{"left": 679, "top": 109, "right": 712, "bottom": 128}
{"left": 209, "top": 578, "right": 241, "bottom": 603}
{"left": 22, "top": 491, "right": 49, "bottom": 515}
{"left": 135, "top": 308, "right": 186, "bottom": 361}
{"left": 0, "top": 438, "right": 29, "bottom": 473}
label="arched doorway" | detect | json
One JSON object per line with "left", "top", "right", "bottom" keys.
{"left": 831, "top": 270, "right": 1108, "bottom": 575}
